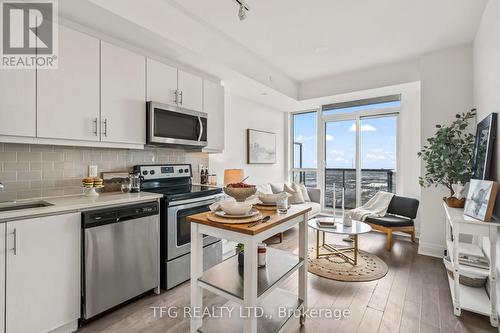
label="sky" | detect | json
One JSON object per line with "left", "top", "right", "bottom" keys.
{"left": 293, "top": 102, "right": 398, "bottom": 170}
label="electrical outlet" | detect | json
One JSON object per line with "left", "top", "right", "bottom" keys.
{"left": 89, "top": 165, "right": 98, "bottom": 178}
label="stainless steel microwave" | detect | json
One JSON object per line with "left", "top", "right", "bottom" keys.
{"left": 147, "top": 102, "right": 207, "bottom": 148}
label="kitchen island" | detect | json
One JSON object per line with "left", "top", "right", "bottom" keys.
{"left": 187, "top": 205, "right": 311, "bottom": 333}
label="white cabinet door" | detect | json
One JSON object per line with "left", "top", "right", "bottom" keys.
{"left": 178, "top": 70, "right": 202, "bottom": 112}
{"left": 101, "top": 41, "right": 146, "bottom": 144}
{"left": 0, "top": 69, "right": 35, "bottom": 137}
{"left": 6, "top": 213, "right": 80, "bottom": 333}
{"left": 203, "top": 80, "right": 225, "bottom": 152}
{"left": 37, "top": 25, "right": 100, "bottom": 141}
{"left": 146, "top": 58, "right": 177, "bottom": 106}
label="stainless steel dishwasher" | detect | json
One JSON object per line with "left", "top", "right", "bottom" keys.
{"left": 81, "top": 201, "right": 160, "bottom": 320}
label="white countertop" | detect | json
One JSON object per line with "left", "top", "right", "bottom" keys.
{"left": 0, "top": 192, "right": 163, "bottom": 222}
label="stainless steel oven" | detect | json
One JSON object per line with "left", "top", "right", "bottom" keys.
{"left": 166, "top": 195, "right": 221, "bottom": 260}
{"left": 164, "top": 194, "right": 223, "bottom": 289}
{"left": 147, "top": 101, "right": 207, "bottom": 148}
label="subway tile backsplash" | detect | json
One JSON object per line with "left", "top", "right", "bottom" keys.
{"left": 0, "top": 143, "right": 209, "bottom": 201}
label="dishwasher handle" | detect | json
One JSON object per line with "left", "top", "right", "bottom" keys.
{"left": 82, "top": 202, "right": 159, "bottom": 229}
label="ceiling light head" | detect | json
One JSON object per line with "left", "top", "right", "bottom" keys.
{"left": 236, "top": 0, "right": 249, "bottom": 21}
{"left": 238, "top": 5, "right": 247, "bottom": 21}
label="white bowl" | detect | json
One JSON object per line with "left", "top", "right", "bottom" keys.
{"left": 219, "top": 202, "right": 253, "bottom": 215}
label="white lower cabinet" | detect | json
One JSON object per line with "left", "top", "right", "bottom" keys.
{"left": 5, "top": 213, "right": 80, "bottom": 333}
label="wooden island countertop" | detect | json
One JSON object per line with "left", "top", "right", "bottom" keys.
{"left": 186, "top": 205, "right": 312, "bottom": 235}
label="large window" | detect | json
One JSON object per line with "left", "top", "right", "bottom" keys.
{"left": 292, "top": 111, "right": 317, "bottom": 187}
{"left": 290, "top": 95, "right": 400, "bottom": 212}
{"left": 324, "top": 95, "right": 399, "bottom": 209}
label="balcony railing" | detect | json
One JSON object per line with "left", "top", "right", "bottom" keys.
{"left": 325, "top": 168, "right": 395, "bottom": 209}
{"left": 293, "top": 168, "right": 395, "bottom": 210}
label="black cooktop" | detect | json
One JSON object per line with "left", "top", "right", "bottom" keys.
{"left": 143, "top": 184, "right": 222, "bottom": 202}
{"left": 134, "top": 164, "right": 222, "bottom": 202}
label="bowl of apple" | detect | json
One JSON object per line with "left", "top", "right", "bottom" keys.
{"left": 224, "top": 182, "right": 257, "bottom": 202}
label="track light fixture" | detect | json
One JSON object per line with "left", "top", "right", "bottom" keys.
{"left": 235, "top": 0, "right": 249, "bottom": 21}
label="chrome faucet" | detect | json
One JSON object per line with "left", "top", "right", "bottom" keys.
{"left": 0, "top": 182, "right": 4, "bottom": 191}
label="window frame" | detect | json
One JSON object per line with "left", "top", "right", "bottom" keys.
{"left": 322, "top": 105, "right": 400, "bottom": 211}
{"left": 289, "top": 109, "right": 320, "bottom": 188}
{"left": 289, "top": 98, "right": 401, "bottom": 213}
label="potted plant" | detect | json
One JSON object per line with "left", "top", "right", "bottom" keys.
{"left": 236, "top": 243, "right": 244, "bottom": 266}
{"left": 418, "top": 110, "right": 476, "bottom": 208}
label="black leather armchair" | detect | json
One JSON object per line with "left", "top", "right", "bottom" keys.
{"left": 364, "top": 195, "right": 419, "bottom": 251}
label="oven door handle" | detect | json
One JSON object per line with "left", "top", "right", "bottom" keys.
{"left": 169, "top": 195, "right": 223, "bottom": 208}
{"left": 169, "top": 196, "right": 222, "bottom": 210}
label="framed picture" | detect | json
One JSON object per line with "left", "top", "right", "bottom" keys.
{"left": 464, "top": 179, "right": 498, "bottom": 221}
{"left": 471, "top": 112, "right": 497, "bottom": 180}
{"left": 247, "top": 129, "right": 276, "bottom": 164}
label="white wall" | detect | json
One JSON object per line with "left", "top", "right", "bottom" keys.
{"left": 474, "top": 0, "right": 500, "bottom": 313}
{"left": 418, "top": 44, "right": 474, "bottom": 257}
{"left": 209, "top": 93, "right": 287, "bottom": 185}
{"left": 474, "top": 0, "right": 500, "bottom": 218}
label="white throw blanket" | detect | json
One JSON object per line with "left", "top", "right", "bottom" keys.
{"left": 348, "top": 191, "right": 395, "bottom": 221}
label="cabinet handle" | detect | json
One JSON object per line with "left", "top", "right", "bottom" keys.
{"left": 179, "top": 91, "right": 183, "bottom": 105}
{"left": 197, "top": 116, "right": 203, "bottom": 141}
{"left": 103, "top": 119, "right": 108, "bottom": 137}
{"left": 93, "top": 118, "right": 98, "bottom": 136}
{"left": 174, "top": 90, "right": 178, "bottom": 104}
{"left": 12, "top": 228, "right": 17, "bottom": 255}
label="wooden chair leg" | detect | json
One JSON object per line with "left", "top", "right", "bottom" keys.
{"left": 411, "top": 228, "right": 416, "bottom": 242}
{"left": 386, "top": 229, "right": 393, "bottom": 251}
{"left": 278, "top": 232, "right": 283, "bottom": 243}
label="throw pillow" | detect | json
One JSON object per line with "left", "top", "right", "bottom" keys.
{"left": 256, "top": 183, "right": 273, "bottom": 194}
{"left": 293, "top": 183, "right": 311, "bottom": 202}
{"left": 284, "top": 184, "right": 305, "bottom": 204}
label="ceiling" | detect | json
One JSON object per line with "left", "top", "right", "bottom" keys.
{"left": 169, "top": 0, "right": 488, "bottom": 82}
{"left": 60, "top": 0, "right": 488, "bottom": 111}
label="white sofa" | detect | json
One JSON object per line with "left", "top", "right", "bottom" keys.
{"left": 256, "top": 182, "right": 321, "bottom": 218}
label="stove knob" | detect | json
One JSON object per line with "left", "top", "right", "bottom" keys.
{"left": 184, "top": 168, "right": 189, "bottom": 173}
{"left": 179, "top": 169, "right": 184, "bottom": 173}
{"left": 150, "top": 170, "right": 155, "bottom": 175}
{"left": 142, "top": 170, "right": 148, "bottom": 176}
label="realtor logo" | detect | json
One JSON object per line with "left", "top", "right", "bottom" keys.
{"left": 1, "top": 0, "right": 58, "bottom": 69}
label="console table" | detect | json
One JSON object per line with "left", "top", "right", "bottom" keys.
{"left": 443, "top": 202, "right": 500, "bottom": 328}
{"left": 187, "top": 206, "right": 311, "bottom": 333}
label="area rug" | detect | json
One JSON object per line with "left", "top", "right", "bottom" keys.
{"left": 308, "top": 245, "right": 388, "bottom": 282}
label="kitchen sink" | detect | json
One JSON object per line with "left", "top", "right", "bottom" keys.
{"left": 0, "top": 200, "right": 53, "bottom": 212}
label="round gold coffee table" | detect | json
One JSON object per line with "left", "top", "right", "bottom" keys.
{"left": 308, "top": 217, "right": 372, "bottom": 265}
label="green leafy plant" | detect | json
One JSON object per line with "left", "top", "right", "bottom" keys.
{"left": 418, "top": 109, "right": 476, "bottom": 197}
{"left": 236, "top": 243, "right": 244, "bottom": 253}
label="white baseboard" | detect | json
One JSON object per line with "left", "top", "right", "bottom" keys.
{"left": 418, "top": 241, "right": 445, "bottom": 258}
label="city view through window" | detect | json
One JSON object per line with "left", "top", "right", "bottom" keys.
{"left": 293, "top": 101, "right": 398, "bottom": 209}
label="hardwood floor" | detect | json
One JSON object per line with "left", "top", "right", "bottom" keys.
{"left": 79, "top": 227, "right": 495, "bottom": 333}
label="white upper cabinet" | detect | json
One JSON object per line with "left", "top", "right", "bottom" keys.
{"left": 37, "top": 25, "right": 100, "bottom": 141}
{"left": 0, "top": 69, "right": 35, "bottom": 137}
{"left": 101, "top": 41, "right": 146, "bottom": 145}
{"left": 203, "top": 80, "right": 225, "bottom": 152}
{"left": 178, "top": 70, "right": 203, "bottom": 112}
{"left": 5, "top": 213, "right": 80, "bottom": 333}
{"left": 146, "top": 58, "right": 177, "bottom": 106}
